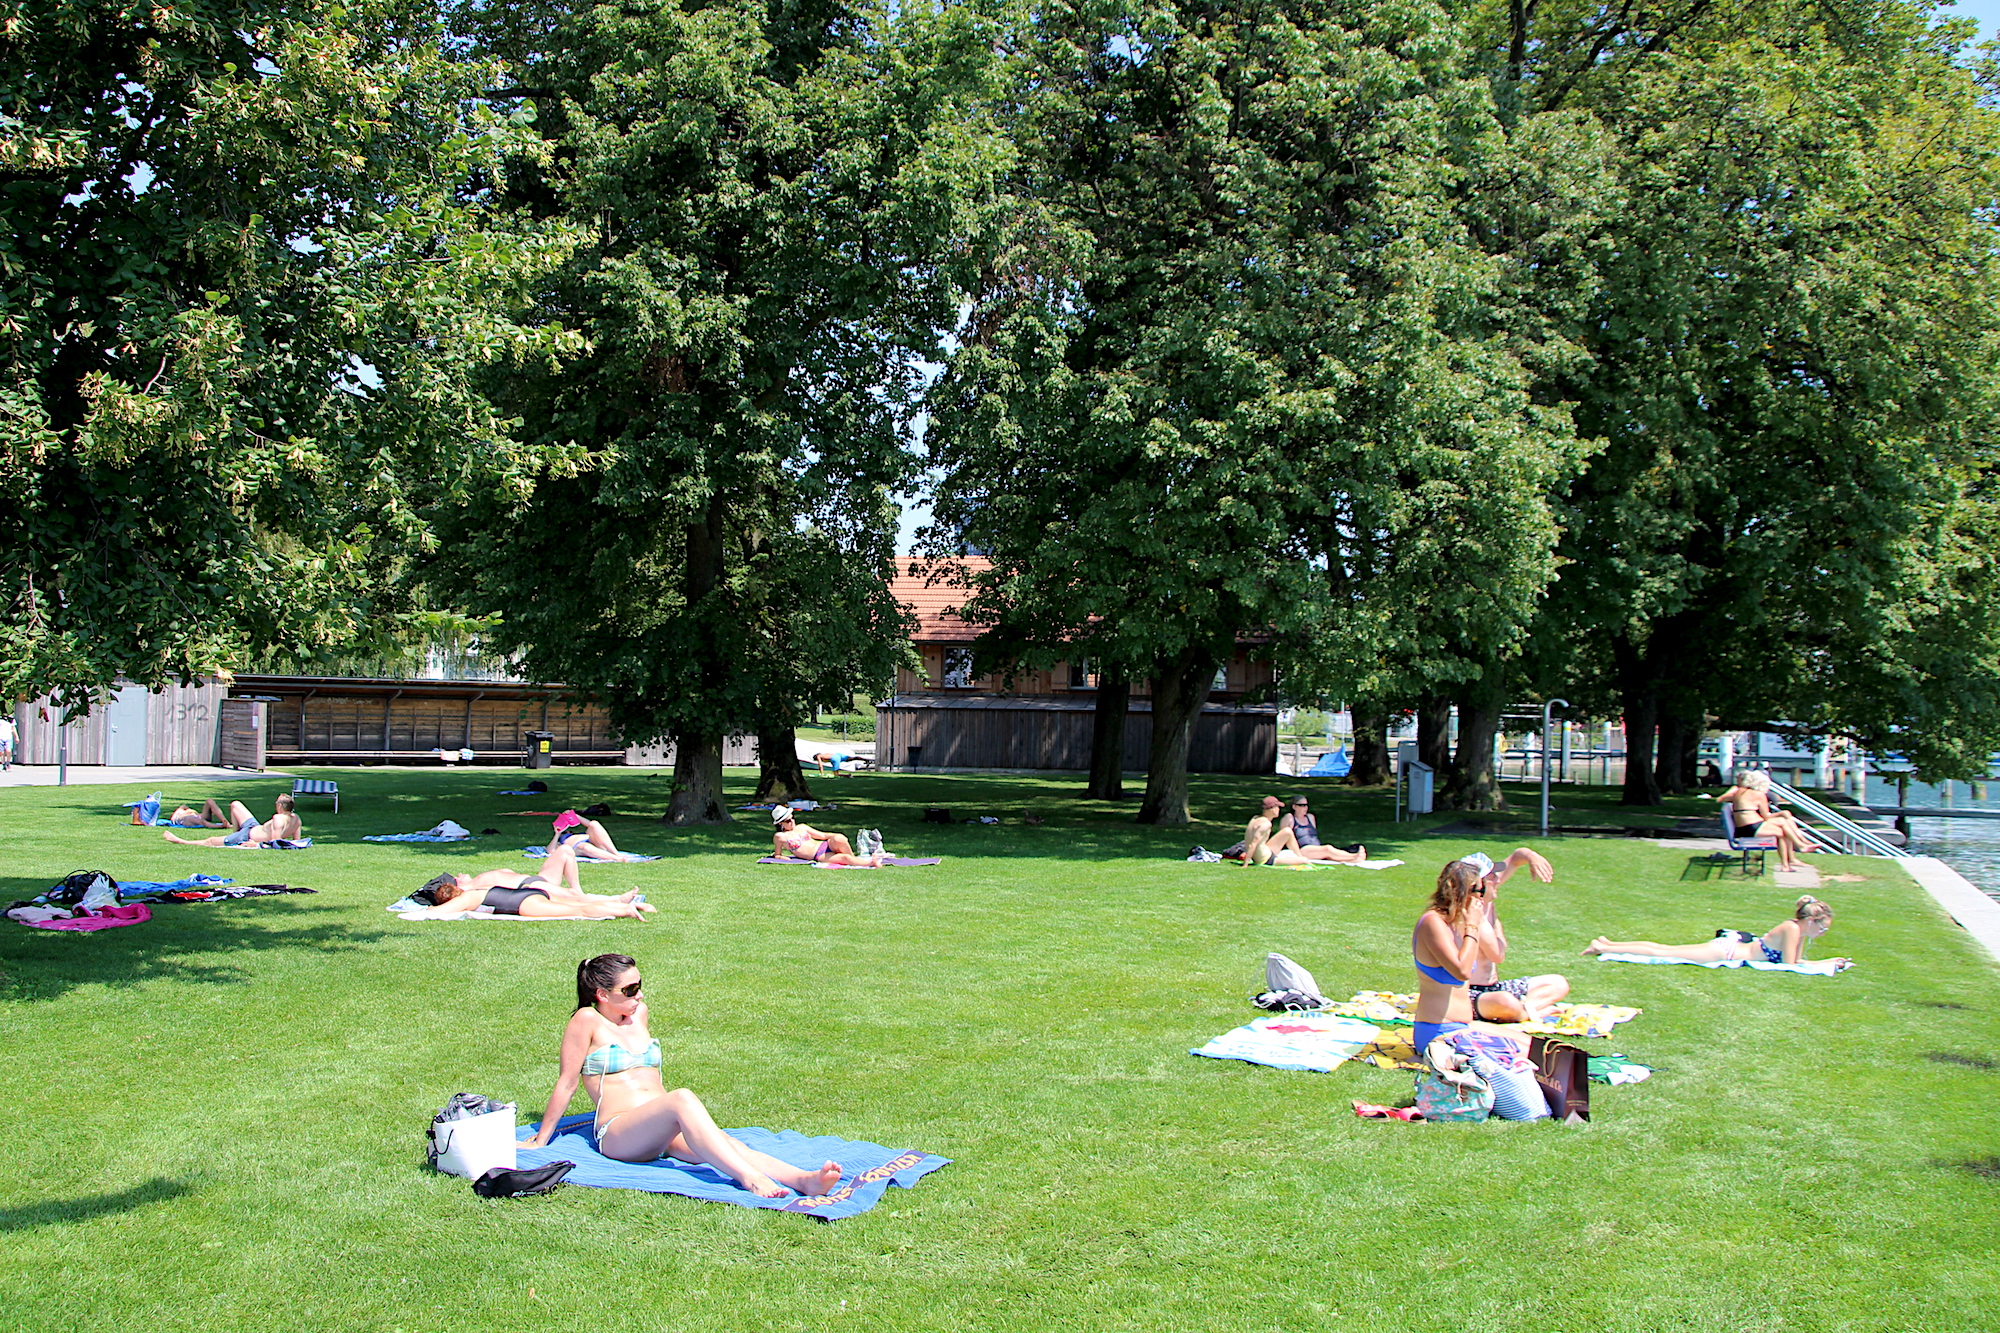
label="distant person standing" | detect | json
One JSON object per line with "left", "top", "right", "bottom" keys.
{"left": 0, "top": 713, "right": 15, "bottom": 770}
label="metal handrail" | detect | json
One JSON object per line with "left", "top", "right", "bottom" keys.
{"left": 1767, "top": 779, "right": 1911, "bottom": 858}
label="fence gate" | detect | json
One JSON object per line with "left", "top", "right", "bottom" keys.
{"left": 218, "top": 699, "right": 266, "bottom": 771}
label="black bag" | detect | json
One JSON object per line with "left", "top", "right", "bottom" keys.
{"left": 48, "top": 870, "right": 118, "bottom": 906}
{"left": 474, "top": 1161, "right": 575, "bottom": 1198}
{"left": 580, "top": 802, "right": 612, "bottom": 818}
{"left": 921, "top": 807, "right": 951, "bottom": 824}
{"left": 525, "top": 780, "right": 549, "bottom": 793}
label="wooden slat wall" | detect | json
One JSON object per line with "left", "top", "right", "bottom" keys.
{"left": 218, "top": 699, "right": 265, "bottom": 770}
{"left": 146, "top": 680, "right": 225, "bottom": 765}
{"left": 269, "top": 692, "right": 620, "bottom": 755}
{"left": 881, "top": 704, "right": 1274, "bottom": 774}
{"left": 14, "top": 699, "right": 106, "bottom": 765}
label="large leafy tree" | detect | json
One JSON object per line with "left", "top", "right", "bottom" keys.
{"left": 928, "top": 0, "right": 1595, "bottom": 820}
{"left": 437, "top": 0, "right": 1001, "bottom": 823}
{"left": 0, "top": 0, "right": 573, "bottom": 711}
{"left": 1490, "top": 0, "right": 2000, "bottom": 800}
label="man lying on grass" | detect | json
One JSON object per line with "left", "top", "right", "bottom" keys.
{"left": 415, "top": 843, "right": 653, "bottom": 919}
{"left": 161, "top": 794, "right": 301, "bottom": 848}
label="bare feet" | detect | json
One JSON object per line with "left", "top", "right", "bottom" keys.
{"left": 788, "top": 1161, "right": 843, "bottom": 1196}
{"left": 1581, "top": 937, "right": 1610, "bottom": 956}
{"left": 740, "top": 1171, "right": 791, "bottom": 1199}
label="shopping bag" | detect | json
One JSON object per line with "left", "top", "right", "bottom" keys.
{"left": 428, "top": 1096, "right": 518, "bottom": 1178}
{"left": 1529, "top": 1035, "right": 1591, "bottom": 1122}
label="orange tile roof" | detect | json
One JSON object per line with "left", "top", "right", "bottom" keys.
{"left": 892, "top": 557, "right": 991, "bottom": 643}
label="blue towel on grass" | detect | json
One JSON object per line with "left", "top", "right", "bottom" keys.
{"left": 363, "top": 832, "right": 474, "bottom": 843}
{"left": 522, "top": 846, "right": 661, "bottom": 862}
{"left": 514, "top": 1114, "right": 948, "bottom": 1219}
{"left": 118, "top": 875, "right": 234, "bottom": 898}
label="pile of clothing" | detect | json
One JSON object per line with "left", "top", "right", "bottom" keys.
{"left": 5, "top": 871, "right": 315, "bottom": 930}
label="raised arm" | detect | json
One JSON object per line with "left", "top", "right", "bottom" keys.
{"left": 1494, "top": 848, "right": 1554, "bottom": 885}
{"left": 525, "top": 1011, "right": 594, "bottom": 1148}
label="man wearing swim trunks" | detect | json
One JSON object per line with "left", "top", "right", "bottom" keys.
{"left": 161, "top": 794, "right": 302, "bottom": 848}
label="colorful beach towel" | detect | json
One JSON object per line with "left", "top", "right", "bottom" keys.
{"left": 1326, "top": 990, "right": 1641, "bottom": 1039}
{"left": 513, "top": 1114, "right": 948, "bottom": 1219}
{"left": 118, "top": 875, "right": 234, "bottom": 898}
{"left": 522, "top": 846, "right": 661, "bottom": 862}
{"left": 756, "top": 856, "right": 942, "bottom": 868}
{"left": 1229, "top": 858, "right": 1404, "bottom": 871}
{"left": 1354, "top": 1028, "right": 1422, "bottom": 1070}
{"left": 1191, "top": 1012, "right": 1383, "bottom": 1072}
{"left": 1594, "top": 954, "right": 1849, "bottom": 975}
{"left": 29, "top": 903, "right": 152, "bottom": 932}
{"left": 364, "top": 832, "right": 473, "bottom": 843}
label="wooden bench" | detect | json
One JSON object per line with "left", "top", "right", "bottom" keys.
{"left": 291, "top": 778, "right": 339, "bottom": 814}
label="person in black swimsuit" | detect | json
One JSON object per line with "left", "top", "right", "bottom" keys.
{"left": 1275, "top": 796, "right": 1367, "bottom": 863}
{"left": 413, "top": 845, "right": 654, "bottom": 919}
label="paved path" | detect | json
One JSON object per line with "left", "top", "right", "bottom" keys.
{"left": 1900, "top": 855, "right": 2000, "bottom": 966}
{"left": 0, "top": 765, "right": 288, "bottom": 788}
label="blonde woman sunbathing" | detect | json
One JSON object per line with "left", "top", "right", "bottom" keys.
{"left": 1583, "top": 895, "right": 1850, "bottom": 968}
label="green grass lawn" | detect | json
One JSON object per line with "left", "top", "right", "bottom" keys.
{"left": 2, "top": 768, "right": 1996, "bottom": 1331}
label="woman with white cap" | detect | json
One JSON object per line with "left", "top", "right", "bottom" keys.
{"left": 770, "top": 806, "right": 887, "bottom": 866}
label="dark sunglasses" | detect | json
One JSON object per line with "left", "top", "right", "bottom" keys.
{"left": 610, "top": 980, "right": 643, "bottom": 998}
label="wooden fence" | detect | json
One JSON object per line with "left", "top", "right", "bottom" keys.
{"left": 877, "top": 695, "right": 1276, "bottom": 774}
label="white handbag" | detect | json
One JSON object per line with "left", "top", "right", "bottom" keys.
{"left": 428, "top": 1099, "right": 518, "bottom": 1179}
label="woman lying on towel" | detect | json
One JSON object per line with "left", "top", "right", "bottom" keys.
{"left": 551, "top": 810, "right": 640, "bottom": 861}
{"left": 1583, "top": 895, "right": 1849, "bottom": 967}
{"left": 1413, "top": 857, "right": 1547, "bottom": 1120}
{"left": 416, "top": 845, "right": 652, "bottom": 920}
{"left": 525, "top": 954, "right": 844, "bottom": 1197}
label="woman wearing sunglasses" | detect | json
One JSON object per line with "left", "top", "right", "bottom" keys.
{"left": 523, "top": 954, "right": 844, "bottom": 1197}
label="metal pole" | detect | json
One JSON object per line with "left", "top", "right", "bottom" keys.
{"left": 58, "top": 720, "right": 67, "bottom": 787}
{"left": 1541, "top": 699, "right": 1569, "bottom": 837}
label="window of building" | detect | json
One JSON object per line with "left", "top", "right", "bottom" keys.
{"left": 1068, "top": 660, "right": 1094, "bottom": 690}
{"left": 1213, "top": 664, "right": 1230, "bottom": 692}
{"left": 942, "top": 647, "right": 975, "bottom": 689}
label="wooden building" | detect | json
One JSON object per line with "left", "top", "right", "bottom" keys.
{"left": 879, "top": 560, "right": 1278, "bottom": 773}
{"left": 12, "top": 679, "right": 227, "bottom": 767}
{"left": 227, "top": 675, "right": 625, "bottom": 766}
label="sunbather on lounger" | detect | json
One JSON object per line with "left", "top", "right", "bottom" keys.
{"left": 771, "top": 805, "right": 885, "bottom": 866}
{"left": 1453, "top": 849, "right": 1569, "bottom": 1022}
{"left": 1583, "top": 895, "right": 1849, "bottom": 967}
{"left": 1244, "top": 797, "right": 1365, "bottom": 866}
{"left": 161, "top": 794, "right": 301, "bottom": 847}
{"left": 524, "top": 953, "right": 844, "bottom": 1196}
{"left": 1719, "top": 770, "right": 1818, "bottom": 872}
{"left": 415, "top": 846, "right": 652, "bottom": 919}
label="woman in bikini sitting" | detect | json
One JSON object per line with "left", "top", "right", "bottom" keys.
{"left": 551, "top": 810, "right": 642, "bottom": 861}
{"left": 1583, "top": 895, "right": 1849, "bottom": 967}
{"left": 524, "top": 954, "right": 844, "bottom": 1197}
{"left": 1718, "top": 769, "right": 1817, "bottom": 872}
{"left": 1413, "top": 857, "right": 1548, "bottom": 1120}
{"left": 770, "top": 805, "right": 885, "bottom": 866}
{"left": 415, "top": 845, "right": 652, "bottom": 919}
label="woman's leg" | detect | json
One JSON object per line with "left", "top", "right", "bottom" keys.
{"left": 1582, "top": 936, "right": 1739, "bottom": 961}
{"left": 582, "top": 819, "right": 622, "bottom": 857}
{"left": 201, "top": 798, "right": 231, "bottom": 827}
{"left": 598, "top": 1089, "right": 840, "bottom": 1196}
{"left": 517, "top": 895, "right": 641, "bottom": 920}
{"left": 818, "top": 831, "right": 856, "bottom": 856}
{"left": 161, "top": 830, "right": 230, "bottom": 846}
{"left": 822, "top": 852, "right": 884, "bottom": 866}
{"left": 538, "top": 843, "right": 584, "bottom": 894}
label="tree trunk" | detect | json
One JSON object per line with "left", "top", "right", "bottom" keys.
{"left": 1441, "top": 679, "right": 1507, "bottom": 811}
{"left": 1136, "top": 648, "right": 1216, "bottom": 825}
{"left": 1346, "top": 699, "right": 1392, "bottom": 786}
{"left": 754, "top": 723, "right": 813, "bottom": 804}
{"left": 1653, "top": 712, "right": 1694, "bottom": 797}
{"left": 665, "top": 730, "right": 730, "bottom": 824}
{"left": 1416, "top": 693, "right": 1452, "bottom": 774}
{"left": 1679, "top": 720, "right": 1702, "bottom": 789}
{"left": 1085, "top": 665, "right": 1130, "bottom": 799}
{"left": 1614, "top": 636, "right": 1662, "bottom": 806}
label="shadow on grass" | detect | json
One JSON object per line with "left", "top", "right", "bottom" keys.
{"left": 0, "top": 896, "right": 395, "bottom": 1005}
{"left": 0, "top": 1177, "right": 197, "bottom": 1232}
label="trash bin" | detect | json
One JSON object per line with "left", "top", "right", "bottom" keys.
{"left": 523, "top": 731, "right": 555, "bottom": 769}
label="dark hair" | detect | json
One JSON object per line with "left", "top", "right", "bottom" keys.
{"left": 416, "top": 872, "right": 459, "bottom": 906}
{"left": 577, "top": 953, "right": 637, "bottom": 1011}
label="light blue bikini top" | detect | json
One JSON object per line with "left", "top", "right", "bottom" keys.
{"left": 582, "top": 1038, "right": 661, "bottom": 1077}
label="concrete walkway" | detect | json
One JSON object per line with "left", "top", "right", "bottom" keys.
{"left": 1900, "top": 856, "right": 2000, "bottom": 966}
{"left": 0, "top": 765, "right": 288, "bottom": 788}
